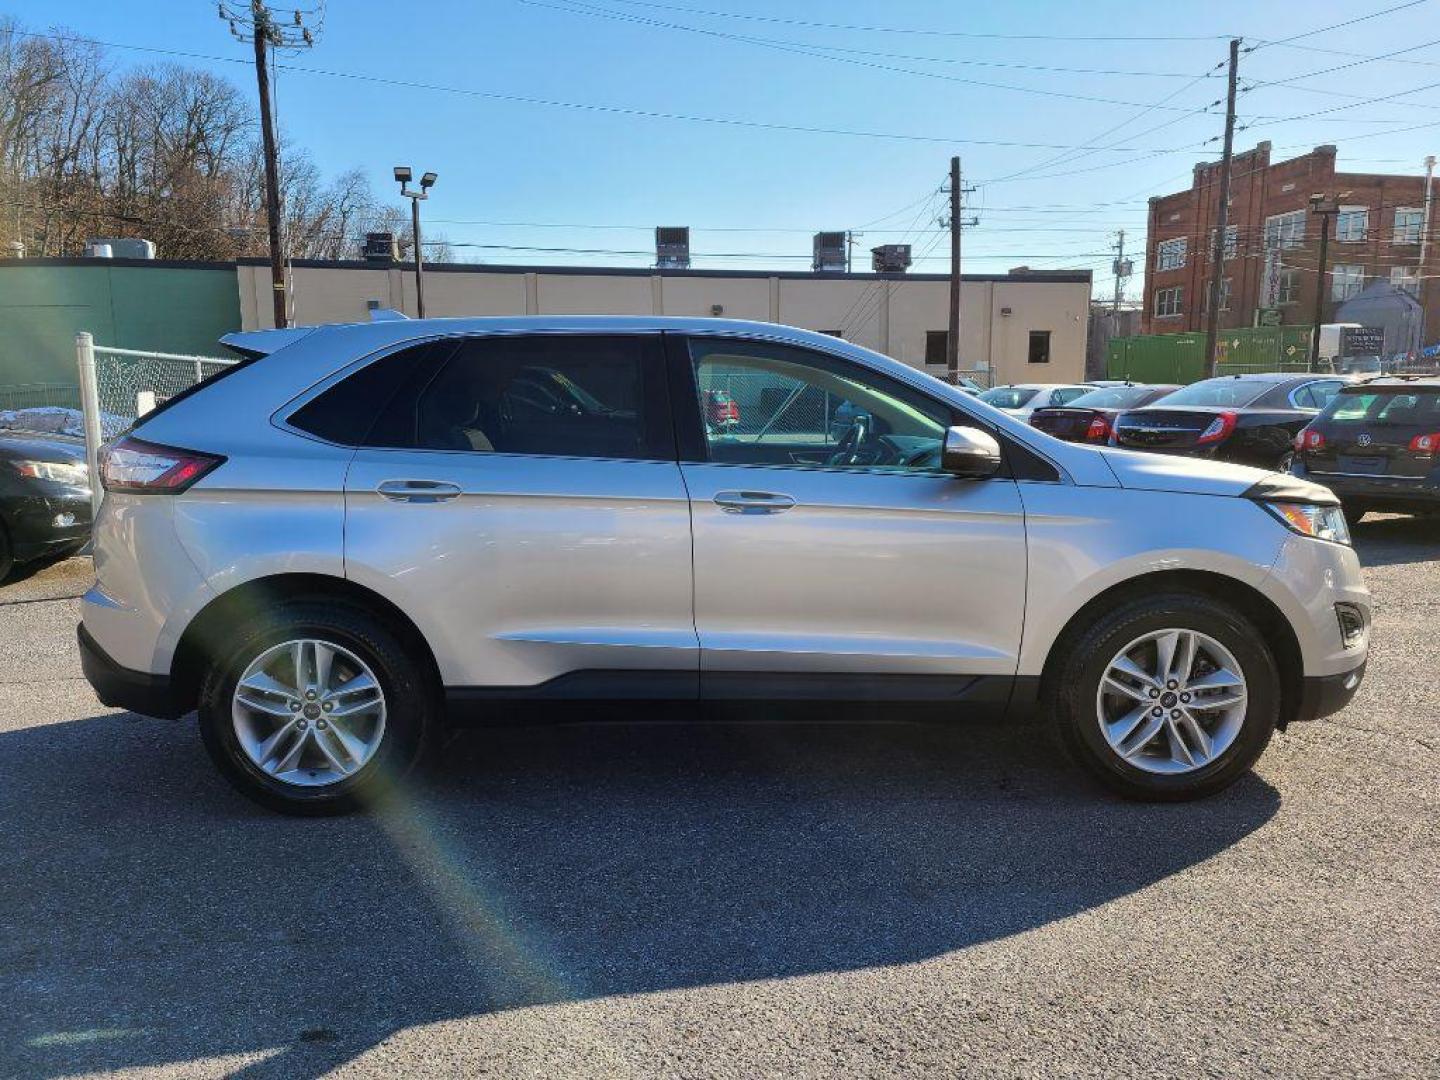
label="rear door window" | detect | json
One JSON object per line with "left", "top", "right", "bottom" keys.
{"left": 368, "top": 334, "right": 672, "bottom": 460}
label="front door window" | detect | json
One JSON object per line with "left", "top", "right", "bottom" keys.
{"left": 688, "top": 338, "right": 954, "bottom": 472}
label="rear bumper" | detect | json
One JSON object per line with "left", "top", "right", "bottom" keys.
{"left": 1293, "top": 660, "right": 1366, "bottom": 724}
{"left": 77, "top": 622, "right": 187, "bottom": 719}
{"left": 1299, "top": 468, "right": 1440, "bottom": 506}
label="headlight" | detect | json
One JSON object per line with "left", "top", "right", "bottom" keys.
{"left": 1260, "top": 501, "right": 1351, "bottom": 546}
{"left": 9, "top": 459, "right": 90, "bottom": 486}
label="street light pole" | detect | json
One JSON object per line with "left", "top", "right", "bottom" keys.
{"left": 395, "top": 167, "right": 437, "bottom": 318}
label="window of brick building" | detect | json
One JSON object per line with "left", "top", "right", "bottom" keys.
{"left": 1336, "top": 207, "right": 1368, "bottom": 243}
{"left": 1264, "top": 210, "right": 1306, "bottom": 250}
{"left": 1208, "top": 225, "right": 1239, "bottom": 260}
{"left": 1332, "top": 265, "right": 1365, "bottom": 302}
{"left": 1390, "top": 266, "right": 1420, "bottom": 296}
{"left": 1394, "top": 208, "right": 1423, "bottom": 245}
{"left": 1156, "top": 237, "right": 1187, "bottom": 271}
{"left": 1154, "top": 286, "right": 1183, "bottom": 317}
{"left": 1277, "top": 267, "right": 1301, "bottom": 305}
{"left": 1202, "top": 278, "right": 1232, "bottom": 313}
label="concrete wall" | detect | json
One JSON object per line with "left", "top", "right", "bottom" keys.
{"left": 236, "top": 262, "right": 1092, "bottom": 385}
{"left": 0, "top": 261, "right": 241, "bottom": 389}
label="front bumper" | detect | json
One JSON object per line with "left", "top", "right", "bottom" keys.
{"left": 5, "top": 490, "right": 92, "bottom": 561}
{"left": 77, "top": 622, "right": 186, "bottom": 719}
{"left": 1294, "top": 661, "right": 1366, "bottom": 723}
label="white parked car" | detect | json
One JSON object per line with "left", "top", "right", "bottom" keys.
{"left": 78, "top": 318, "right": 1369, "bottom": 814}
{"left": 977, "top": 383, "right": 1095, "bottom": 419}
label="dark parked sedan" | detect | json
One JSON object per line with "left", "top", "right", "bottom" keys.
{"left": 1292, "top": 377, "right": 1440, "bottom": 520}
{"left": 1110, "top": 373, "right": 1349, "bottom": 470}
{"left": 0, "top": 425, "right": 92, "bottom": 580}
{"left": 1029, "top": 383, "right": 1181, "bottom": 444}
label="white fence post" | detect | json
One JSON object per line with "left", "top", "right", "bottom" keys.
{"left": 75, "top": 332, "right": 104, "bottom": 517}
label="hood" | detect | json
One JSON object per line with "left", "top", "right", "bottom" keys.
{"left": 1100, "top": 447, "right": 1278, "bottom": 498}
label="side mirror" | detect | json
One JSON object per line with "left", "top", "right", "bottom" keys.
{"left": 942, "top": 425, "right": 1002, "bottom": 479}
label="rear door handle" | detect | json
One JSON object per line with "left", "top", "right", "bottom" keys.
{"left": 713, "top": 490, "right": 796, "bottom": 514}
{"left": 377, "top": 479, "right": 462, "bottom": 503}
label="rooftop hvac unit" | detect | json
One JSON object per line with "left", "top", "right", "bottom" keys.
{"left": 655, "top": 226, "right": 690, "bottom": 269}
{"left": 871, "top": 244, "right": 912, "bottom": 273}
{"left": 361, "top": 232, "right": 399, "bottom": 263}
{"left": 83, "top": 237, "right": 156, "bottom": 260}
{"left": 813, "top": 231, "right": 847, "bottom": 272}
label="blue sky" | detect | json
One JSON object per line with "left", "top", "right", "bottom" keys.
{"left": 10, "top": 0, "right": 1440, "bottom": 298}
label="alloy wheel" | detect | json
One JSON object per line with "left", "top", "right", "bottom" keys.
{"left": 1095, "top": 628, "right": 1248, "bottom": 775}
{"left": 231, "top": 638, "right": 387, "bottom": 787}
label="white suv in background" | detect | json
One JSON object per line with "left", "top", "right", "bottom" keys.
{"left": 977, "top": 383, "right": 1094, "bottom": 419}
{"left": 78, "top": 318, "right": 1369, "bottom": 814}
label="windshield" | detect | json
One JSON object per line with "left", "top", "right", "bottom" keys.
{"left": 1323, "top": 388, "right": 1440, "bottom": 424}
{"left": 1064, "top": 386, "right": 1156, "bottom": 409}
{"left": 1155, "top": 379, "right": 1270, "bottom": 408}
{"left": 978, "top": 387, "right": 1039, "bottom": 409}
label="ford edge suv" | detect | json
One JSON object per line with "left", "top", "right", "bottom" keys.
{"left": 77, "top": 318, "right": 1370, "bottom": 814}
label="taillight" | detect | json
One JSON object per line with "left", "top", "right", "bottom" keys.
{"left": 1296, "top": 427, "right": 1325, "bottom": 451}
{"left": 98, "top": 436, "right": 224, "bottom": 493}
{"left": 1196, "top": 411, "right": 1237, "bottom": 446}
{"left": 1085, "top": 415, "right": 1111, "bottom": 442}
{"left": 1409, "top": 432, "right": 1440, "bottom": 455}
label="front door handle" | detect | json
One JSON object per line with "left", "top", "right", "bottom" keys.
{"left": 377, "top": 479, "right": 462, "bottom": 503}
{"left": 713, "top": 490, "right": 796, "bottom": 514}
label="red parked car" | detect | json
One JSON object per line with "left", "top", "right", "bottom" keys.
{"left": 1029, "top": 383, "right": 1181, "bottom": 443}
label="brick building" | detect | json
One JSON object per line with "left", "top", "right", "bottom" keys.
{"left": 1142, "top": 143, "right": 1437, "bottom": 349}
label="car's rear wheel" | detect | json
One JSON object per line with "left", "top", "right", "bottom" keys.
{"left": 1049, "top": 592, "right": 1279, "bottom": 801}
{"left": 197, "top": 600, "right": 436, "bottom": 815}
{"left": 0, "top": 520, "right": 14, "bottom": 583}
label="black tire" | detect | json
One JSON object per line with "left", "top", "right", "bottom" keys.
{"left": 1048, "top": 591, "right": 1280, "bottom": 802}
{"left": 197, "top": 599, "right": 438, "bottom": 816}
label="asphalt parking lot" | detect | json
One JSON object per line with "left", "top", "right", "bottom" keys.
{"left": 1, "top": 521, "right": 1436, "bottom": 1079}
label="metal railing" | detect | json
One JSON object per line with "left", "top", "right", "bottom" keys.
{"left": 0, "top": 382, "right": 82, "bottom": 411}
{"left": 75, "top": 332, "right": 237, "bottom": 514}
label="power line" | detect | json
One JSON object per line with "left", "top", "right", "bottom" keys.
{"left": 589, "top": 0, "right": 1235, "bottom": 41}
{"left": 1246, "top": 0, "right": 1428, "bottom": 51}
{"left": 7, "top": 28, "right": 1219, "bottom": 154}
{"left": 518, "top": 0, "right": 1231, "bottom": 114}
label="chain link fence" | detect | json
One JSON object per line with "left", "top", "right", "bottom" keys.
{"left": 0, "top": 382, "right": 82, "bottom": 411}
{"left": 75, "top": 333, "right": 237, "bottom": 512}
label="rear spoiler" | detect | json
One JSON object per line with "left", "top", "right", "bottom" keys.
{"left": 219, "top": 326, "right": 318, "bottom": 360}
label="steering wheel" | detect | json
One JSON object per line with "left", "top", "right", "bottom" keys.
{"left": 826, "top": 417, "right": 870, "bottom": 466}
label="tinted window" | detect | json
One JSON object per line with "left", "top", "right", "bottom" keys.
{"left": 1064, "top": 385, "right": 1156, "bottom": 409}
{"left": 1324, "top": 388, "right": 1440, "bottom": 424}
{"left": 288, "top": 342, "right": 443, "bottom": 445}
{"left": 1158, "top": 379, "right": 1271, "bottom": 408}
{"left": 369, "top": 335, "right": 659, "bottom": 459}
{"left": 978, "top": 387, "right": 1039, "bottom": 409}
{"left": 688, "top": 338, "right": 953, "bottom": 472}
{"left": 1051, "top": 387, "right": 1088, "bottom": 405}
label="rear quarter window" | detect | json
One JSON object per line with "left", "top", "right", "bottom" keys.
{"left": 287, "top": 341, "right": 448, "bottom": 445}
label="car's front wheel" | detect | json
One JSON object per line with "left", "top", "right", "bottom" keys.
{"left": 1049, "top": 592, "right": 1280, "bottom": 801}
{"left": 197, "top": 600, "right": 437, "bottom": 815}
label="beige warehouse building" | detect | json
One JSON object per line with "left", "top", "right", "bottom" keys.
{"left": 237, "top": 260, "right": 1092, "bottom": 385}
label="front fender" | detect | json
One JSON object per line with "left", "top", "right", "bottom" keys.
{"left": 1015, "top": 483, "right": 1286, "bottom": 676}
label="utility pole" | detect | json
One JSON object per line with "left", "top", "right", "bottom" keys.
{"left": 1112, "top": 229, "right": 1128, "bottom": 314}
{"left": 221, "top": 2, "right": 320, "bottom": 329}
{"left": 947, "top": 156, "right": 962, "bottom": 380}
{"left": 1204, "top": 37, "right": 1241, "bottom": 379}
{"left": 1308, "top": 195, "right": 1338, "bottom": 373}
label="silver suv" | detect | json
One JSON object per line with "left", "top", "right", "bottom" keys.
{"left": 78, "top": 318, "right": 1370, "bottom": 814}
